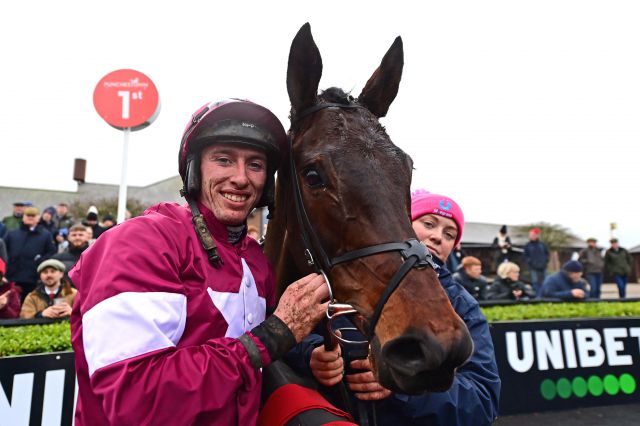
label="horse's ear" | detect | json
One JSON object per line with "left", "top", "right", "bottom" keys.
{"left": 358, "top": 36, "right": 404, "bottom": 118}
{"left": 287, "top": 23, "right": 322, "bottom": 115}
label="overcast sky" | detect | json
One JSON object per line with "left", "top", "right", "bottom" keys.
{"left": 1, "top": 1, "right": 639, "bottom": 248}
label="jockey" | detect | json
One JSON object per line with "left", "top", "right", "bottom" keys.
{"left": 70, "top": 99, "right": 329, "bottom": 426}
{"left": 285, "top": 189, "right": 501, "bottom": 425}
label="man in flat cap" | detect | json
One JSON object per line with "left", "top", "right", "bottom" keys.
{"left": 2, "top": 202, "right": 27, "bottom": 233}
{"left": 20, "top": 258, "right": 76, "bottom": 319}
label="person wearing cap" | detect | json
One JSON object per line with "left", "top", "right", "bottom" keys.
{"left": 70, "top": 99, "right": 329, "bottom": 426}
{"left": 101, "top": 214, "right": 116, "bottom": 231}
{"left": 294, "top": 189, "right": 500, "bottom": 425}
{"left": 523, "top": 227, "right": 549, "bottom": 297}
{"left": 604, "top": 238, "right": 633, "bottom": 298}
{"left": 39, "top": 206, "right": 59, "bottom": 243}
{"left": 54, "top": 202, "right": 75, "bottom": 247}
{"left": 54, "top": 202, "right": 75, "bottom": 230}
{"left": 82, "top": 205, "right": 105, "bottom": 239}
{"left": 540, "top": 260, "right": 589, "bottom": 301}
{"left": 20, "top": 259, "right": 76, "bottom": 319}
{"left": 2, "top": 202, "right": 27, "bottom": 233}
{"left": 0, "top": 258, "right": 21, "bottom": 319}
{"left": 4, "top": 206, "right": 57, "bottom": 302}
{"left": 578, "top": 237, "right": 605, "bottom": 298}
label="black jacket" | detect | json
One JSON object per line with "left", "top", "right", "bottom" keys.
{"left": 452, "top": 269, "right": 488, "bottom": 300}
{"left": 486, "top": 277, "right": 536, "bottom": 301}
{"left": 4, "top": 224, "right": 56, "bottom": 284}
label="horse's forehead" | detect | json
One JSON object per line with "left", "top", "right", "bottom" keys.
{"left": 299, "top": 109, "right": 395, "bottom": 153}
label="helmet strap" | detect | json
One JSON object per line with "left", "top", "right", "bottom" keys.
{"left": 185, "top": 196, "right": 222, "bottom": 268}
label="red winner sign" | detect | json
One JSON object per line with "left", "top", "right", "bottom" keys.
{"left": 93, "top": 69, "right": 160, "bottom": 131}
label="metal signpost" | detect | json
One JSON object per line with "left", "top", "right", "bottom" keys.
{"left": 92, "top": 69, "right": 160, "bottom": 223}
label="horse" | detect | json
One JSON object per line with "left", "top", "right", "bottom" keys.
{"left": 263, "top": 23, "right": 473, "bottom": 395}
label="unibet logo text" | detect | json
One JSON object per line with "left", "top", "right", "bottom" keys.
{"left": 506, "top": 327, "right": 640, "bottom": 372}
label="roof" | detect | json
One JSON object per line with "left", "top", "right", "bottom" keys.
{"left": 461, "top": 221, "right": 586, "bottom": 249}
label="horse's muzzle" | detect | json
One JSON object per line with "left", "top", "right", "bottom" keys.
{"left": 374, "top": 328, "right": 474, "bottom": 394}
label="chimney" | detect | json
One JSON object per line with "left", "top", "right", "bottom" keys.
{"left": 74, "top": 158, "right": 86, "bottom": 183}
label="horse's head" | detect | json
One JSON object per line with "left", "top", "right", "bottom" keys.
{"left": 265, "top": 23, "right": 473, "bottom": 394}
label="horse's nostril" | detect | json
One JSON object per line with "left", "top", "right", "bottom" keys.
{"left": 383, "top": 335, "right": 444, "bottom": 376}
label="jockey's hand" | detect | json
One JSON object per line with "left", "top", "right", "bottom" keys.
{"left": 310, "top": 330, "right": 343, "bottom": 387}
{"left": 346, "top": 358, "right": 392, "bottom": 401}
{"left": 274, "top": 273, "right": 329, "bottom": 342}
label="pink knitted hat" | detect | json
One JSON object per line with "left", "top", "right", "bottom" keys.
{"left": 410, "top": 189, "right": 465, "bottom": 246}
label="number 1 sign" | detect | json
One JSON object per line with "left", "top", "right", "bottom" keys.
{"left": 93, "top": 69, "right": 160, "bottom": 131}
{"left": 93, "top": 69, "right": 160, "bottom": 223}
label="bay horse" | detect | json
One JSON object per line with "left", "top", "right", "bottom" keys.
{"left": 264, "top": 23, "right": 473, "bottom": 395}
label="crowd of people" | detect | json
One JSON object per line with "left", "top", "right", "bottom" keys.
{"left": 0, "top": 96, "right": 634, "bottom": 426}
{"left": 450, "top": 227, "right": 635, "bottom": 303}
{"left": 0, "top": 202, "right": 115, "bottom": 319}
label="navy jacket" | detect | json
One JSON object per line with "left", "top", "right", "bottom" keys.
{"left": 285, "top": 259, "right": 501, "bottom": 426}
{"left": 540, "top": 271, "right": 588, "bottom": 301}
{"left": 523, "top": 240, "right": 549, "bottom": 270}
{"left": 4, "top": 224, "right": 56, "bottom": 284}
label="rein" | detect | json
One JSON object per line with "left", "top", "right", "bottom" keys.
{"left": 289, "top": 103, "right": 437, "bottom": 339}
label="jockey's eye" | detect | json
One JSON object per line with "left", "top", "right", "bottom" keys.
{"left": 303, "top": 168, "right": 324, "bottom": 188}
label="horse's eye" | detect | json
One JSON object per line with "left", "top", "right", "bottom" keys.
{"left": 303, "top": 169, "right": 324, "bottom": 188}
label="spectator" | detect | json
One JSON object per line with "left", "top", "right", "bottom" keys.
{"left": 54, "top": 202, "right": 75, "bottom": 248}
{"left": 523, "top": 228, "right": 549, "bottom": 296}
{"left": 453, "top": 256, "right": 488, "bottom": 300}
{"left": 0, "top": 258, "right": 21, "bottom": 319}
{"left": 0, "top": 238, "right": 7, "bottom": 264}
{"left": 55, "top": 202, "right": 75, "bottom": 230}
{"left": 492, "top": 225, "right": 512, "bottom": 265}
{"left": 20, "top": 259, "right": 76, "bottom": 319}
{"left": 486, "top": 262, "right": 535, "bottom": 301}
{"left": 52, "top": 224, "right": 90, "bottom": 274}
{"left": 39, "top": 206, "right": 59, "bottom": 243}
{"left": 540, "top": 260, "right": 588, "bottom": 301}
{"left": 604, "top": 238, "right": 633, "bottom": 299}
{"left": 2, "top": 202, "right": 27, "bottom": 233}
{"left": 447, "top": 243, "right": 467, "bottom": 272}
{"left": 101, "top": 214, "right": 116, "bottom": 232}
{"left": 4, "top": 207, "right": 57, "bottom": 301}
{"left": 82, "top": 205, "right": 105, "bottom": 239}
{"left": 578, "top": 237, "right": 605, "bottom": 298}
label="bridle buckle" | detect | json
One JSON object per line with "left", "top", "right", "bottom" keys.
{"left": 305, "top": 249, "right": 315, "bottom": 267}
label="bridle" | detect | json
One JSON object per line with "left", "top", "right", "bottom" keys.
{"left": 289, "top": 102, "right": 438, "bottom": 342}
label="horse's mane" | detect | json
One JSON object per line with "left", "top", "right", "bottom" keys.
{"left": 318, "top": 87, "right": 353, "bottom": 105}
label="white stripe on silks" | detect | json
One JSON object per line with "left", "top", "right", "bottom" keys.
{"left": 208, "top": 258, "right": 266, "bottom": 338}
{"left": 83, "top": 291, "right": 187, "bottom": 377}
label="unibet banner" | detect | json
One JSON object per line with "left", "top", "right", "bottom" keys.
{"left": 0, "top": 352, "right": 75, "bottom": 426}
{"left": 491, "top": 318, "right": 640, "bottom": 414}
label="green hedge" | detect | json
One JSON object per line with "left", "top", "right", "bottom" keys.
{"left": 1, "top": 302, "right": 640, "bottom": 356}
{"left": 481, "top": 301, "right": 640, "bottom": 321}
{"left": 0, "top": 322, "right": 72, "bottom": 357}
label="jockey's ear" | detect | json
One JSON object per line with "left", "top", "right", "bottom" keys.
{"left": 358, "top": 36, "right": 404, "bottom": 118}
{"left": 287, "top": 23, "right": 322, "bottom": 116}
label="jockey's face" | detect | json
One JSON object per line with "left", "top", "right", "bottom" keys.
{"left": 199, "top": 143, "right": 267, "bottom": 226}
